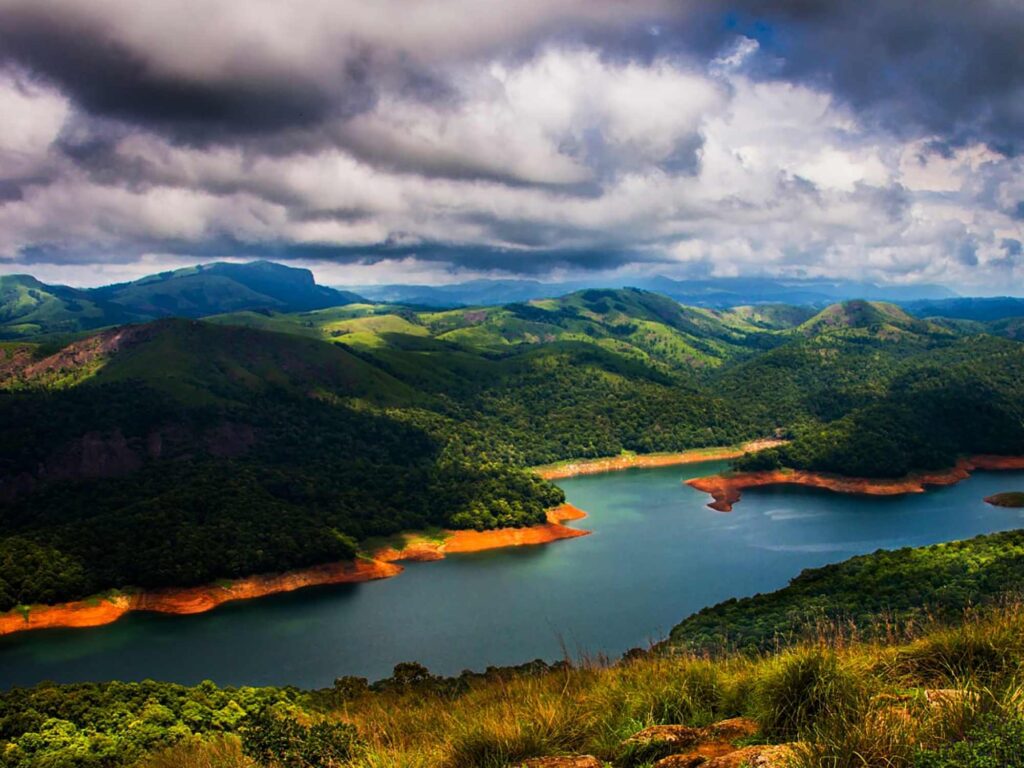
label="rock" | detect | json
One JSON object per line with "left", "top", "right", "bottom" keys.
{"left": 622, "top": 718, "right": 762, "bottom": 765}
{"left": 620, "top": 724, "right": 703, "bottom": 762}
{"left": 649, "top": 718, "right": 761, "bottom": 767}
{"left": 517, "top": 757, "right": 603, "bottom": 768}
{"left": 653, "top": 754, "right": 709, "bottom": 767}
{"left": 703, "top": 744, "right": 798, "bottom": 767}
{"left": 653, "top": 741, "right": 739, "bottom": 767}
{"left": 703, "top": 717, "right": 759, "bottom": 742}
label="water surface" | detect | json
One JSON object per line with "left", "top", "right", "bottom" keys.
{"left": 2, "top": 461, "right": 1022, "bottom": 689}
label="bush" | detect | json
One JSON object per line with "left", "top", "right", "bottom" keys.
{"left": 240, "top": 708, "right": 361, "bottom": 768}
{"left": 753, "top": 648, "right": 862, "bottom": 740}
{"left": 915, "top": 715, "right": 1024, "bottom": 767}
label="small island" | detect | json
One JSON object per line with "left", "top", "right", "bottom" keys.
{"left": 985, "top": 491, "right": 1024, "bottom": 508}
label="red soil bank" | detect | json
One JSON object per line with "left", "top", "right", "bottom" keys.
{"left": 687, "top": 455, "right": 1024, "bottom": 512}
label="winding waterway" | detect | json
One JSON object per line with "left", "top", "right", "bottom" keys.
{"left": 2, "top": 460, "right": 1023, "bottom": 689}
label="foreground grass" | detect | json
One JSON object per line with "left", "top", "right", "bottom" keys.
{"left": 9, "top": 605, "right": 1024, "bottom": 767}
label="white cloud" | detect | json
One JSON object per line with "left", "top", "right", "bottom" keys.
{"left": 0, "top": 70, "right": 69, "bottom": 179}
{"left": 0, "top": 27, "right": 1021, "bottom": 293}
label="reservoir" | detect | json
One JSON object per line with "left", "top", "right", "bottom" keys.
{"left": 2, "top": 460, "right": 1023, "bottom": 689}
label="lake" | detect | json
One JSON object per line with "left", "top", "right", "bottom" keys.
{"left": 2, "top": 461, "right": 1023, "bottom": 689}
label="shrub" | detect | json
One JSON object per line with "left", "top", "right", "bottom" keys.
{"left": 753, "top": 648, "right": 862, "bottom": 740}
{"left": 240, "top": 708, "right": 361, "bottom": 768}
{"left": 915, "top": 715, "right": 1024, "bottom": 767}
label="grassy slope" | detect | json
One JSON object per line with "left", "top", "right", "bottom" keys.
{"left": 7, "top": 574, "right": 1024, "bottom": 767}
{"left": 0, "top": 275, "right": 135, "bottom": 339}
{"left": 215, "top": 288, "right": 794, "bottom": 373}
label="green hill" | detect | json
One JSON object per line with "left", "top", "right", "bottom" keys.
{"left": 797, "top": 299, "right": 944, "bottom": 338}
{"left": 0, "top": 275, "right": 138, "bottom": 339}
{"left": 0, "top": 262, "right": 365, "bottom": 339}
{"left": 215, "top": 288, "right": 792, "bottom": 374}
{"left": 670, "top": 528, "right": 1024, "bottom": 653}
{"left": 0, "top": 319, "right": 559, "bottom": 608}
{"left": 0, "top": 288, "right": 1021, "bottom": 610}
{"left": 91, "top": 260, "right": 364, "bottom": 318}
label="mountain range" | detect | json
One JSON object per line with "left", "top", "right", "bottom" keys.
{"left": 343, "top": 274, "right": 957, "bottom": 309}
{"left": 0, "top": 261, "right": 364, "bottom": 339}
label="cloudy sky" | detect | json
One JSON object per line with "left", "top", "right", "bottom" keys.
{"left": 0, "top": 0, "right": 1022, "bottom": 291}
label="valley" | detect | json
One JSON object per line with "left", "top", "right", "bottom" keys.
{"left": 2, "top": 262, "right": 1024, "bottom": 768}
{"left": 4, "top": 460, "right": 1023, "bottom": 690}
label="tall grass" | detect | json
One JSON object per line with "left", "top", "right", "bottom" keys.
{"left": 142, "top": 605, "right": 1024, "bottom": 768}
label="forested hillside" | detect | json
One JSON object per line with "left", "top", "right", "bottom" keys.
{"left": 1, "top": 286, "right": 1022, "bottom": 609}
{"left": 0, "top": 262, "right": 364, "bottom": 339}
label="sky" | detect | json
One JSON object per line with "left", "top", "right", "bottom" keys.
{"left": 0, "top": 0, "right": 1022, "bottom": 290}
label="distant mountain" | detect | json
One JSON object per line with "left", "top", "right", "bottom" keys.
{"left": 903, "top": 296, "right": 1024, "bottom": 322}
{"left": 344, "top": 275, "right": 955, "bottom": 309}
{"left": 0, "top": 261, "right": 365, "bottom": 339}
{"left": 638, "top": 276, "right": 956, "bottom": 306}
{"left": 344, "top": 278, "right": 592, "bottom": 307}
{"left": 0, "top": 274, "right": 139, "bottom": 338}
{"left": 90, "top": 261, "right": 364, "bottom": 318}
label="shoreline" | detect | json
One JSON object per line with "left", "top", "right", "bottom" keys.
{"left": 0, "top": 504, "right": 589, "bottom": 638}
{"left": 687, "top": 455, "right": 1024, "bottom": 512}
{"left": 533, "top": 439, "right": 787, "bottom": 480}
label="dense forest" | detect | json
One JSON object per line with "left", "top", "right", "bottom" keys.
{"left": 0, "top": 289, "right": 1022, "bottom": 609}
{"left": 669, "top": 528, "right": 1024, "bottom": 653}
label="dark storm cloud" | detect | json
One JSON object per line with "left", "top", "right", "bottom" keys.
{"left": 716, "top": 0, "right": 1024, "bottom": 154}
{"left": 1, "top": 0, "right": 1019, "bottom": 161}
{"left": 15, "top": 236, "right": 651, "bottom": 276}
{"left": 0, "top": 7, "right": 354, "bottom": 143}
{"left": 0, "top": 0, "right": 1020, "bottom": 290}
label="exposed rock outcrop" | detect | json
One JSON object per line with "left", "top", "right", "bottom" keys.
{"left": 621, "top": 718, "right": 760, "bottom": 765}
{"left": 701, "top": 744, "right": 797, "bottom": 767}
{"left": 517, "top": 757, "right": 603, "bottom": 767}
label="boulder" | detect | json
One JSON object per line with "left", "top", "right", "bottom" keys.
{"left": 652, "top": 741, "right": 738, "bottom": 767}
{"left": 703, "top": 744, "right": 797, "bottom": 767}
{"left": 653, "top": 754, "right": 709, "bottom": 767}
{"left": 621, "top": 717, "right": 764, "bottom": 765}
{"left": 517, "top": 757, "right": 603, "bottom": 768}
{"left": 620, "top": 724, "right": 703, "bottom": 762}
{"left": 703, "top": 717, "right": 759, "bottom": 742}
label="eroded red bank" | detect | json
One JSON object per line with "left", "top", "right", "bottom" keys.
{"left": 0, "top": 504, "right": 588, "bottom": 637}
{"left": 687, "top": 455, "right": 1024, "bottom": 512}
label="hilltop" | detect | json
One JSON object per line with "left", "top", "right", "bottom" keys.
{"left": 0, "top": 275, "right": 138, "bottom": 338}
{"left": 0, "top": 262, "right": 364, "bottom": 339}
{"left": 796, "top": 299, "right": 943, "bottom": 338}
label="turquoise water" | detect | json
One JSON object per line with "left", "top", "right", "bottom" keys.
{"left": 2, "top": 461, "right": 1023, "bottom": 689}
